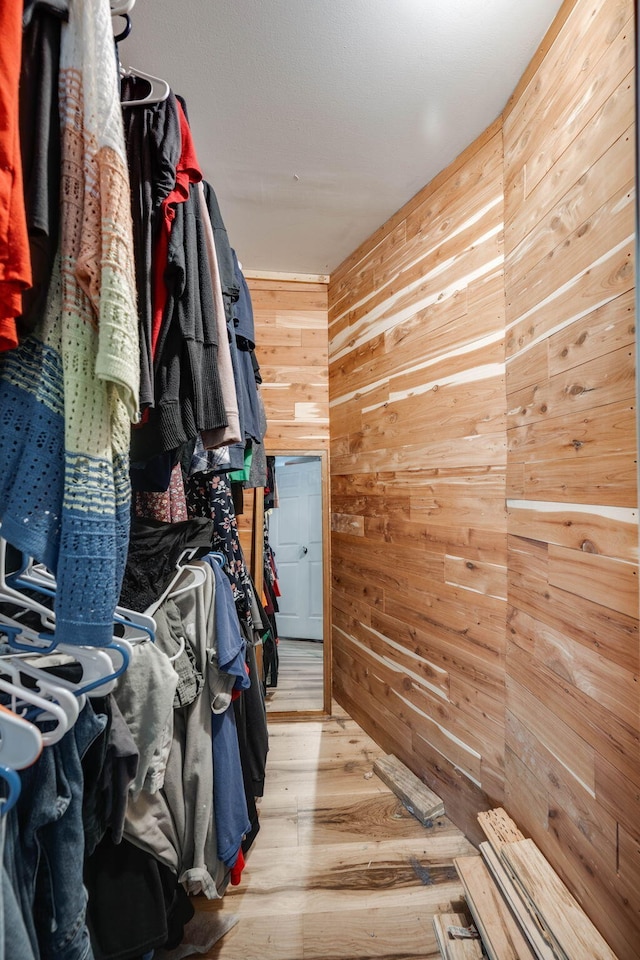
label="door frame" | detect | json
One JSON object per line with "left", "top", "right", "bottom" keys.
{"left": 265, "top": 447, "right": 332, "bottom": 720}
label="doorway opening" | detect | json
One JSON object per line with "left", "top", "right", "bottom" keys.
{"left": 264, "top": 450, "right": 331, "bottom": 717}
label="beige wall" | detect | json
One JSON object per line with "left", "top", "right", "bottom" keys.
{"left": 327, "top": 0, "right": 638, "bottom": 956}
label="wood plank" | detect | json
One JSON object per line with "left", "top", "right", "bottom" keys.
{"left": 505, "top": 126, "right": 634, "bottom": 281}
{"left": 454, "top": 855, "right": 537, "bottom": 960}
{"left": 547, "top": 543, "right": 638, "bottom": 619}
{"left": 479, "top": 842, "right": 556, "bottom": 960}
{"left": 505, "top": 709, "right": 618, "bottom": 867}
{"left": 506, "top": 180, "right": 634, "bottom": 327}
{"left": 505, "top": 238, "right": 634, "bottom": 360}
{"left": 507, "top": 344, "right": 636, "bottom": 431}
{"left": 443, "top": 553, "right": 507, "bottom": 601}
{"left": 477, "top": 808, "right": 525, "bottom": 853}
{"left": 516, "top": 452, "right": 637, "bottom": 507}
{"left": 546, "top": 290, "right": 636, "bottom": 377}
{"left": 507, "top": 400, "right": 636, "bottom": 466}
{"left": 506, "top": 638, "right": 640, "bottom": 792}
{"left": 501, "top": 839, "right": 620, "bottom": 960}
{"left": 373, "top": 754, "right": 445, "bottom": 823}
{"left": 432, "top": 912, "right": 483, "bottom": 960}
{"left": 503, "top": 0, "right": 631, "bottom": 190}
{"left": 508, "top": 607, "right": 640, "bottom": 734}
{"left": 506, "top": 500, "right": 638, "bottom": 564}
{"left": 246, "top": 271, "right": 329, "bottom": 284}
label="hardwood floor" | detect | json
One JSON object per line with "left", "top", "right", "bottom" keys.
{"left": 196, "top": 705, "right": 476, "bottom": 959}
{"left": 266, "top": 637, "right": 324, "bottom": 713}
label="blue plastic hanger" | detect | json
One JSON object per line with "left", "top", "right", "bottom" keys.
{"left": 0, "top": 766, "right": 21, "bottom": 816}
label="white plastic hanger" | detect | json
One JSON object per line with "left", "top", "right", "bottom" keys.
{"left": 0, "top": 613, "right": 125, "bottom": 698}
{"left": 0, "top": 704, "right": 42, "bottom": 770}
{"left": 0, "top": 659, "right": 81, "bottom": 727}
{"left": 0, "top": 538, "right": 56, "bottom": 631}
{"left": 111, "top": 0, "right": 136, "bottom": 14}
{"left": 12, "top": 555, "right": 157, "bottom": 646}
{"left": 145, "top": 551, "right": 207, "bottom": 616}
{"left": 121, "top": 66, "right": 170, "bottom": 107}
{"left": 0, "top": 675, "right": 70, "bottom": 746}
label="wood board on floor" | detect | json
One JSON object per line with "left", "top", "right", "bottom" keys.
{"left": 502, "top": 840, "right": 620, "bottom": 960}
{"left": 479, "top": 842, "right": 555, "bottom": 960}
{"left": 374, "top": 753, "right": 446, "bottom": 823}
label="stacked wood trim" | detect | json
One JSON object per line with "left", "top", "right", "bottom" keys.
{"left": 468, "top": 808, "right": 621, "bottom": 960}
{"left": 327, "top": 1, "right": 638, "bottom": 957}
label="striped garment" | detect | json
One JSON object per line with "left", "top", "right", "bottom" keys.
{"left": 0, "top": 0, "right": 139, "bottom": 645}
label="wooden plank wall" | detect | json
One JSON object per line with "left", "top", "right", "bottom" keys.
{"left": 237, "top": 277, "right": 329, "bottom": 558}
{"left": 247, "top": 277, "right": 329, "bottom": 454}
{"left": 328, "top": 1, "right": 638, "bottom": 957}
{"left": 503, "top": 1, "right": 638, "bottom": 957}
{"left": 327, "top": 118, "right": 509, "bottom": 835}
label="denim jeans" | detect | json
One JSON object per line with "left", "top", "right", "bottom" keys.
{"left": 1, "top": 812, "right": 37, "bottom": 960}
{"left": 4, "top": 701, "right": 106, "bottom": 960}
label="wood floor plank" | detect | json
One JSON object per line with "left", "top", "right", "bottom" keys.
{"left": 477, "top": 808, "right": 525, "bottom": 853}
{"left": 297, "top": 794, "right": 466, "bottom": 847}
{"left": 303, "top": 903, "right": 444, "bottom": 959}
{"left": 197, "top": 711, "right": 472, "bottom": 959}
{"left": 267, "top": 638, "right": 324, "bottom": 713}
{"left": 303, "top": 906, "right": 440, "bottom": 960}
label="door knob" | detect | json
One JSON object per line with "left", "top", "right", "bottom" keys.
{"left": 302, "top": 546, "right": 308, "bottom": 555}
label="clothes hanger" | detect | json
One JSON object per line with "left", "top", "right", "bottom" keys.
{"left": 0, "top": 537, "right": 56, "bottom": 632}
{"left": 0, "top": 675, "right": 70, "bottom": 746}
{"left": 111, "top": 0, "right": 136, "bottom": 15}
{"left": 0, "top": 765, "right": 22, "bottom": 816}
{"left": 207, "top": 552, "right": 226, "bottom": 567}
{"left": 0, "top": 614, "right": 131, "bottom": 697}
{"left": 0, "top": 703, "right": 42, "bottom": 770}
{"left": 120, "top": 65, "right": 170, "bottom": 107}
{"left": 0, "top": 659, "right": 81, "bottom": 727}
{"left": 11, "top": 553, "right": 157, "bottom": 644}
{"left": 145, "top": 550, "right": 208, "bottom": 616}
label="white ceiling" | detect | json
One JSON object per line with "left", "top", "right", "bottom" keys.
{"left": 121, "top": 0, "right": 565, "bottom": 275}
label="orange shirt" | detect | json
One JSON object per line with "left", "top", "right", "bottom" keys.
{"left": 0, "top": 0, "right": 32, "bottom": 350}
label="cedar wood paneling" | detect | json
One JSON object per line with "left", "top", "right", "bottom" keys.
{"left": 237, "top": 278, "right": 329, "bottom": 557}
{"left": 247, "top": 277, "right": 329, "bottom": 454}
{"left": 327, "top": 0, "right": 639, "bottom": 956}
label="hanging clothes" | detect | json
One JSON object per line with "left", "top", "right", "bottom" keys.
{"left": 18, "top": 0, "right": 68, "bottom": 338}
{"left": 0, "top": 0, "right": 139, "bottom": 645}
{"left": 0, "top": 0, "right": 32, "bottom": 351}
{"left": 121, "top": 80, "right": 181, "bottom": 411}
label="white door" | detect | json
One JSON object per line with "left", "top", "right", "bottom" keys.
{"left": 268, "top": 457, "right": 323, "bottom": 641}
